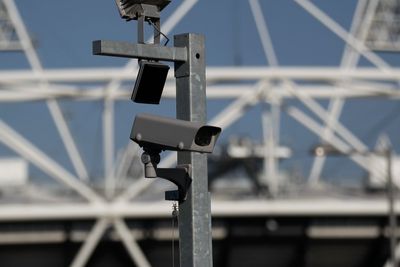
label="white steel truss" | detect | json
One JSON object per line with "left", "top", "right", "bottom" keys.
{"left": 0, "top": 0, "right": 400, "bottom": 266}
{"left": 0, "top": 0, "right": 21, "bottom": 51}
{"left": 365, "top": 0, "right": 400, "bottom": 51}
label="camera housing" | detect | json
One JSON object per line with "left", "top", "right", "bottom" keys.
{"left": 115, "top": 0, "right": 171, "bottom": 21}
{"left": 130, "top": 113, "right": 221, "bottom": 153}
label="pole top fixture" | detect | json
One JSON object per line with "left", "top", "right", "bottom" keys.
{"left": 115, "top": 0, "right": 171, "bottom": 21}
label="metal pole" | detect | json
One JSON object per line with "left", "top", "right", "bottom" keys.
{"left": 387, "top": 148, "right": 397, "bottom": 267}
{"left": 174, "top": 33, "right": 213, "bottom": 267}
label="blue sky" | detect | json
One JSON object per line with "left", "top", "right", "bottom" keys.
{"left": 6, "top": 0, "right": 366, "bottom": 68}
{"left": 1, "top": 0, "right": 400, "bottom": 185}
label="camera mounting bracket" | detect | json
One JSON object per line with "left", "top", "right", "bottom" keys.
{"left": 141, "top": 151, "right": 192, "bottom": 202}
{"left": 114, "top": 0, "right": 171, "bottom": 44}
{"left": 157, "top": 165, "right": 192, "bottom": 202}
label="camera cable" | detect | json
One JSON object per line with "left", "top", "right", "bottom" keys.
{"left": 171, "top": 202, "right": 179, "bottom": 267}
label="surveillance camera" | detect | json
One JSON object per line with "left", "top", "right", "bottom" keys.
{"left": 115, "top": 0, "right": 171, "bottom": 21}
{"left": 130, "top": 113, "right": 222, "bottom": 153}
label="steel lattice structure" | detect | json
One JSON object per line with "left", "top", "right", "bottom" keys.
{"left": 365, "top": 0, "right": 400, "bottom": 51}
{"left": 1, "top": 0, "right": 400, "bottom": 266}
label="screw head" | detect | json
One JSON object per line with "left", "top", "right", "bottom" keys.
{"left": 141, "top": 153, "right": 151, "bottom": 164}
{"left": 178, "top": 142, "right": 184, "bottom": 150}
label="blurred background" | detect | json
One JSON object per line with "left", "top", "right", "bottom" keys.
{"left": 1, "top": 0, "right": 400, "bottom": 266}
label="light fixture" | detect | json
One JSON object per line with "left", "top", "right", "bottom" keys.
{"left": 131, "top": 61, "right": 170, "bottom": 104}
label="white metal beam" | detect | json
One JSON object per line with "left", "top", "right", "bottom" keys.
{"left": 113, "top": 218, "right": 152, "bottom": 267}
{"left": 285, "top": 81, "right": 370, "bottom": 155}
{"left": 3, "top": 0, "right": 41, "bottom": 70}
{"left": 47, "top": 99, "right": 89, "bottom": 181}
{"left": 340, "top": 0, "right": 370, "bottom": 66}
{"left": 295, "top": 0, "right": 391, "bottom": 70}
{"left": 249, "top": 0, "right": 281, "bottom": 193}
{"left": 249, "top": 0, "right": 278, "bottom": 66}
{"left": 0, "top": 200, "right": 398, "bottom": 220}
{"left": 1, "top": 83, "right": 400, "bottom": 102}
{"left": 209, "top": 81, "right": 268, "bottom": 129}
{"left": 0, "top": 119, "right": 103, "bottom": 203}
{"left": 103, "top": 95, "right": 115, "bottom": 199}
{"left": 299, "top": 0, "right": 392, "bottom": 185}
{"left": 2, "top": 67, "right": 400, "bottom": 83}
{"left": 308, "top": 99, "right": 344, "bottom": 184}
{"left": 70, "top": 218, "right": 110, "bottom": 267}
{"left": 3, "top": 0, "right": 89, "bottom": 182}
{"left": 308, "top": 0, "right": 375, "bottom": 184}
{"left": 287, "top": 106, "right": 386, "bottom": 179}
{"left": 342, "top": 0, "right": 380, "bottom": 68}
{"left": 248, "top": 0, "right": 374, "bottom": 188}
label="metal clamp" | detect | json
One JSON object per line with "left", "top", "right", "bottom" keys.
{"left": 141, "top": 151, "right": 192, "bottom": 202}
{"left": 157, "top": 164, "right": 192, "bottom": 202}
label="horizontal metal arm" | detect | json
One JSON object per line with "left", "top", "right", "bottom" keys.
{"left": 93, "top": 40, "right": 187, "bottom": 62}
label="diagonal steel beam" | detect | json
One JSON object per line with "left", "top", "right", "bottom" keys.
{"left": 295, "top": 0, "right": 390, "bottom": 70}
{"left": 287, "top": 106, "right": 387, "bottom": 181}
{"left": 249, "top": 0, "right": 371, "bottom": 186}
{"left": 308, "top": 0, "right": 377, "bottom": 184}
{"left": 249, "top": 0, "right": 281, "bottom": 194}
{"left": 308, "top": 99, "right": 344, "bottom": 184}
{"left": 285, "top": 82, "right": 370, "bottom": 158}
{"left": 3, "top": 0, "right": 89, "bottom": 181}
{"left": 297, "top": 0, "right": 391, "bottom": 184}
{"left": 70, "top": 218, "right": 110, "bottom": 267}
{"left": 113, "top": 218, "right": 152, "bottom": 267}
{"left": 0, "top": 119, "right": 103, "bottom": 203}
{"left": 249, "top": 0, "right": 278, "bottom": 66}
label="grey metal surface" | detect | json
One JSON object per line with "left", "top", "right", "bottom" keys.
{"left": 138, "top": 15, "right": 145, "bottom": 43}
{"left": 174, "top": 33, "right": 213, "bottom": 267}
{"left": 92, "top": 40, "right": 187, "bottom": 62}
{"left": 387, "top": 149, "right": 397, "bottom": 267}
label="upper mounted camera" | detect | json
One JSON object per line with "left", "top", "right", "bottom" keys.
{"left": 115, "top": 0, "right": 171, "bottom": 21}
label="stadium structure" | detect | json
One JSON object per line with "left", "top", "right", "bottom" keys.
{"left": 1, "top": 0, "right": 400, "bottom": 266}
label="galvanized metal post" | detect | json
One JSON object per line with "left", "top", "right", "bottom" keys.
{"left": 387, "top": 148, "right": 397, "bottom": 267}
{"left": 174, "top": 33, "right": 213, "bottom": 267}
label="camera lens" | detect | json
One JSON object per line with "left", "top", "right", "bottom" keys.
{"left": 195, "top": 128, "right": 212, "bottom": 146}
